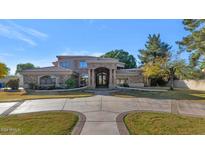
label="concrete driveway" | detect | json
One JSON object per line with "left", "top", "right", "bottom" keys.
{"left": 1, "top": 95, "right": 205, "bottom": 135}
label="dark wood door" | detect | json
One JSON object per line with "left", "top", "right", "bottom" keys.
{"left": 96, "top": 72, "right": 108, "bottom": 88}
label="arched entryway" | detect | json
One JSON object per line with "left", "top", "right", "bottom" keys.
{"left": 95, "top": 67, "right": 109, "bottom": 88}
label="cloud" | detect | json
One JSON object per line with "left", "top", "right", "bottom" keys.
{"left": 61, "top": 48, "right": 104, "bottom": 57}
{"left": 0, "top": 21, "right": 48, "bottom": 46}
{"left": 0, "top": 52, "right": 14, "bottom": 62}
{"left": 0, "top": 52, "right": 14, "bottom": 57}
{"left": 84, "top": 20, "right": 109, "bottom": 30}
{"left": 7, "top": 21, "right": 48, "bottom": 39}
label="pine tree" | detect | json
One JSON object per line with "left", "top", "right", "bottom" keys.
{"left": 177, "top": 19, "right": 205, "bottom": 68}
{"left": 138, "top": 34, "right": 171, "bottom": 64}
{"left": 138, "top": 34, "right": 171, "bottom": 86}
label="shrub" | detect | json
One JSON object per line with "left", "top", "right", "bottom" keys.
{"left": 28, "top": 83, "right": 37, "bottom": 90}
{"left": 65, "top": 78, "right": 77, "bottom": 89}
{"left": 119, "top": 83, "right": 129, "bottom": 87}
{"left": 122, "top": 82, "right": 129, "bottom": 87}
{"left": 6, "top": 79, "right": 19, "bottom": 90}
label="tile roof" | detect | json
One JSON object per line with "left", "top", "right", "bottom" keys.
{"left": 22, "top": 66, "right": 72, "bottom": 72}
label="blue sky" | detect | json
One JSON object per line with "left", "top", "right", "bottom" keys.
{"left": 0, "top": 19, "right": 189, "bottom": 74}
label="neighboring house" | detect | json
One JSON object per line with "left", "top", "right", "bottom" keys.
{"left": 22, "top": 55, "right": 144, "bottom": 89}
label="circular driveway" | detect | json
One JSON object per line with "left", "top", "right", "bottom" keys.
{"left": 1, "top": 95, "right": 205, "bottom": 135}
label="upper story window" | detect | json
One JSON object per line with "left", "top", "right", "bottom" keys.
{"left": 79, "top": 61, "right": 87, "bottom": 68}
{"left": 59, "top": 61, "right": 70, "bottom": 68}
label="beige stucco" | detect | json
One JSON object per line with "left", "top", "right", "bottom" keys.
{"left": 169, "top": 80, "right": 205, "bottom": 91}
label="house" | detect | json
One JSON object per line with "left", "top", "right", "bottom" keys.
{"left": 22, "top": 55, "right": 144, "bottom": 89}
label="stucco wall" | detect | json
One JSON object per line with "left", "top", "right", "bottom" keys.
{"left": 172, "top": 80, "right": 205, "bottom": 91}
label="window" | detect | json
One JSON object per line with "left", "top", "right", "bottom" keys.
{"left": 80, "top": 73, "right": 88, "bottom": 87}
{"left": 79, "top": 61, "right": 87, "bottom": 68}
{"left": 40, "top": 76, "right": 56, "bottom": 85}
{"left": 59, "top": 61, "right": 70, "bottom": 68}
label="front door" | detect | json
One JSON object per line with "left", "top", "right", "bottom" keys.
{"left": 96, "top": 72, "right": 109, "bottom": 88}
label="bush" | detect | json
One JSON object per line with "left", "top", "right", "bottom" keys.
{"left": 6, "top": 79, "right": 19, "bottom": 90}
{"left": 28, "top": 83, "right": 37, "bottom": 90}
{"left": 119, "top": 83, "right": 129, "bottom": 87}
{"left": 150, "top": 77, "right": 168, "bottom": 86}
{"left": 122, "top": 82, "right": 129, "bottom": 87}
{"left": 65, "top": 78, "right": 77, "bottom": 89}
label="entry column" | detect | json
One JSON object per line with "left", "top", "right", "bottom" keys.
{"left": 88, "top": 69, "right": 91, "bottom": 87}
{"left": 113, "top": 69, "right": 116, "bottom": 87}
{"left": 109, "top": 69, "right": 113, "bottom": 89}
{"left": 91, "top": 69, "right": 95, "bottom": 88}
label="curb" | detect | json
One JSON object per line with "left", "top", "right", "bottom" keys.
{"left": 70, "top": 111, "right": 86, "bottom": 135}
{"left": 116, "top": 111, "right": 130, "bottom": 135}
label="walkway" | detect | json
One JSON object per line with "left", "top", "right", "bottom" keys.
{"left": 0, "top": 95, "right": 205, "bottom": 135}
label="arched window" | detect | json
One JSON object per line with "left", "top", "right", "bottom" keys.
{"left": 40, "top": 76, "right": 56, "bottom": 85}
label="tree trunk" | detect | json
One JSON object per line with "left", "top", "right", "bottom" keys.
{"left": 169, "top": 67, "right": 175, "bottom": 90}
{"left": 170, "top": 74, "right": 174, "bottom": 90}
{"left": 146, "top": 77, "right": 150, "bottom": 87}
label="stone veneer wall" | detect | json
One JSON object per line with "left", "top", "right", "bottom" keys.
{"left": 57, "top": 74, "right": 73, "bottom": 87}
{"left": 116, "top": 69, "right": 144, "bottom": 87}
{"left": 23, "top": 75, "right": 38, "bottom": 85}
{"left": 23, "top": 74, "right": 73, "bottom": 89}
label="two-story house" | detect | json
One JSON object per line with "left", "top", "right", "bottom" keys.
{"left": 22, "top": 55, "right": 144, "bottom": 89}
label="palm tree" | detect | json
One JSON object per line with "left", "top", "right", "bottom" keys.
{"left": 165, "top": 60, "right": 195, "bottom": 90}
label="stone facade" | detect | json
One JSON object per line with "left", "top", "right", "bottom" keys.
{"left": 116, "top": 68, "right": 144, "bottom": 87}
{"left": 22, "top": 67, "right": 73, "bottom": 89}
{"left": 22, "top": 55, "right": 144, "bottom": 89}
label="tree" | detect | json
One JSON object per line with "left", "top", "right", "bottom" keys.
{"left": 177, "top": 19, "right": 205, "bottom": 67}
{"left": 142, "top": 57, "right": 167, "bottom": 86}
{"left": 6, "top": 79, "right": 19, "bottom": 90}
{"left": 142, "top": 57, "right": 198, "bottom": 90}
{"left": 101, "top": 49, "right": 136, "bottom": 69}
{"left": 138, "top": 34, "right": 171, "bottom": 64}
{"left": 0, "top": 62, "right": 9, "bottom": 79}
{"left": 165, "top": 60, "right": 194, "bottom": 90}
{"left": 139, "top": 34, "right": 171, "bottom": 86}
{"left": 15, "top": 63, "right": 35, "bottom": 75}
{"left": 158, "top": 59, "right": 199, "bottom": 90}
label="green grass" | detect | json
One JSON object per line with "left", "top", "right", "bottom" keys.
{"left": 112, "top": 89, "right": 205, "bottom": 101}
{"left": 0, "top": 111, "right": 78, "bottom": 135}
{"left": 124, "top": 112, "right": 205, "bottom": 135}
{"left": 0, "top": 91, "right": 94, "bottom": 103}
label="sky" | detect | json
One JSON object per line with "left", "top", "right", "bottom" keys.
{"left": 0, "top": 19, "right": 190, "bottom": 75}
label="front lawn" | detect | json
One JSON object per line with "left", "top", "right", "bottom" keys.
{"left": 0, "top": 91, "right": 94, "bottom": 102}
{"left": 124, "top": 112, "right": 205, "bottom": 135}
{"left": 0, "top": 111, "right": 78, "bottom": 135}
{"left": 112, "top": 89, "right": 205, "bottom": 101}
